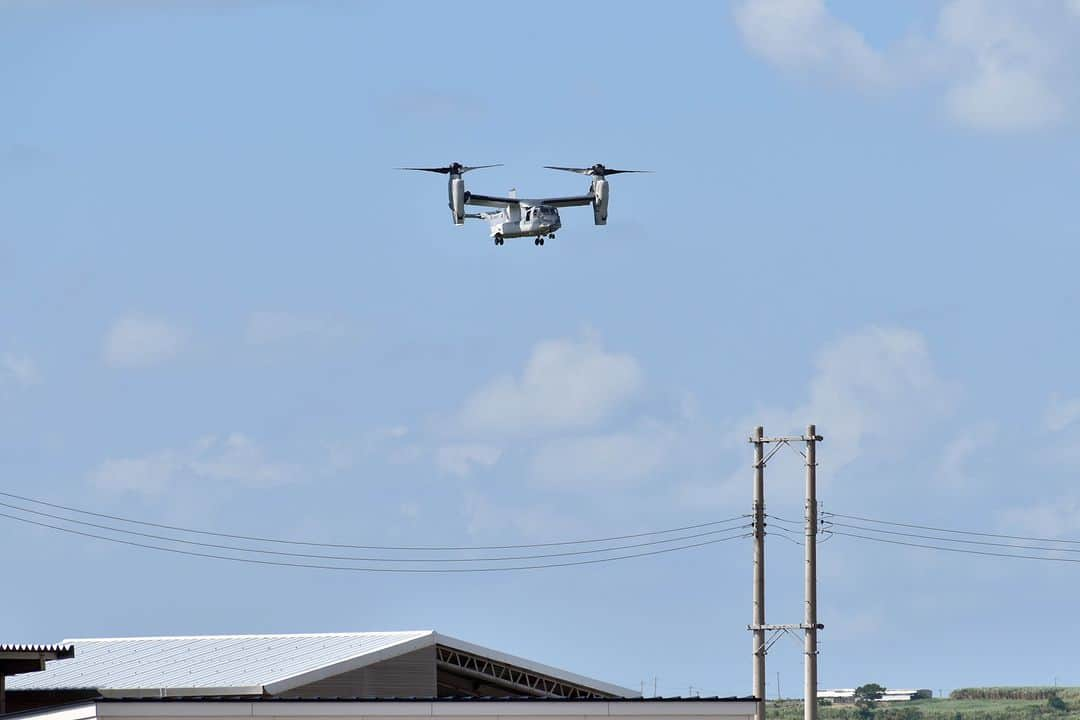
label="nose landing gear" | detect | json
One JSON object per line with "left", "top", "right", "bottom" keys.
{"left": 494, "top": 233, "right": 504, "bottom": 246}
{"left": 534, "top": 236, "right": 545, "bottom": 246}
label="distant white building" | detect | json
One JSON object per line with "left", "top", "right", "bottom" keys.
{"left": 819, "top": 689, "right": 931, "bottom": 703}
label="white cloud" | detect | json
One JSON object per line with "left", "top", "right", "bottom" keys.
{"left": 89, "top": 451, "right": 180, "bottom": 495}
{"left": 1042, "top": 395, "right": 1080, "bottom": 467}
{"left": 436, "top": 443, "right": 502, "bottom": 477}
{"left": 245, "top": 311, "right": 346, "bottom": 345}
{"left": 461, "top": 491, "right": 579, "bottom": 541}
{"left": 188, "top": 434, "right": 296, "bottom": 486}
{"left": 937, "top": 421, "right": 997, "bottom": 488}
{"left": 939, "top": 0, "right": 1067, "bottom": 131}
{"left": 685, "top": 326, "right": 950, "bottom": 509}
{"left": 458, "top": 332, "right": 642, "bottom": 436}
{"left": 734, "top": 0, "right": 1080, "bottom": 132}
{"left": 325, "top": 426, "right": 419, "bottom": 473}
{"left": 90, "top": 433, "right": 297, "bottom": 495}
{"left": 103, "top": 314, "right": 185, "bottom": 368}
{"left": 764, "top": 326, "right": 951, "bottom": 471}
{"left": 1, "top": 352, "right": 41, "bottom": 386}
{"left": 1001, "top": 495, "right": 1080, "bottom": 538}
{"left": 734, "top": 0, "right": 887, "bottom": 89}
{"left": 530, "top": 421, "right": 676, "bottom": 491}
{"left": 1045, "top": 394, "right": 1080, "bottom": 432}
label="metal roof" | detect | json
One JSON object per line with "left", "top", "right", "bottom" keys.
{"left": 6, "top": 631, "right": 635, "bottom": 699}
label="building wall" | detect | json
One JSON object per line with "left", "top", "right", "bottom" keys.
{"left": 279, "top": 646, "right": 437, "bottom": 699}
{"left": 22, "top": 699, "right": 758, "bottom": 720}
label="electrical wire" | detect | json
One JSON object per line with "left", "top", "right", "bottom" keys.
{"left": 0, "top": 490, "right": 746, "bottom": 551}
{"left": 829, "top": 530, "right": 1080, "bottom": 564}
{"left": 0, "top": 499, "right": 750, "bottom": 563}
{"left": 0, "top": 510, "right": 750, "bottom": 573}
{"left": 765, "top": 513, "right": 804, "bottom": 526}
{"left": 769, "top": 530, "right": 804, "bottom": 547}
{"left": 824, "top": 519, "right": 1080, "bottom": 555}
{"left": 824, "top": 511, "right": 1080, "bottom": 545}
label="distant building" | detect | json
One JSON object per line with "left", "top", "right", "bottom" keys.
{"left": 819, "top": 689, "right": 931, "bottom": 703}
{"left": 3, "top": 631, "right": 755, "bottom": 720}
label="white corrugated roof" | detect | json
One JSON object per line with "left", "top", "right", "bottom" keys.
{"left": 7, "top": 631, "right": 635, "bottom": 698}
{"left": 7, "top": 631, "right": 430, "bottom": 695}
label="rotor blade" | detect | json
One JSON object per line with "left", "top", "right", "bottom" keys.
{"left": 602, "top": 169, "right": 652, "bottom": 175}
{"left": 462, "top": 163, "right": 502, "bottom": 172}
{"left": 396, "top": 166, "right": 452, "bottom": 174}
{"left": 544, "top": 166, "right": 592, "bottom": 174}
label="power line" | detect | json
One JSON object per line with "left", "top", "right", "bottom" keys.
{"left": 824, "top": 511, "right": 1080, "bottom": 546}
{"left": 830, "top": 530, "right": 1080, "bottom": 564}
{"left": 0, "top": 510, "right": 750, "bottom": 573}
{"left": 0, "top": 490, "right": 746, "bottom": 551}
{"left": 825, "top": 520, "right": 1080, "bottom": 555}
{"left": 0, "top": 499, "right": 750, "bottom": 563}
{"left": 769, "top": 531, "right": 804, "bottom": 547}
{"left": 765, "top": 514, "right": 803, "bottom": 526}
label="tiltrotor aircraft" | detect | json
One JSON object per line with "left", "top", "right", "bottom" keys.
{"left": 398, "top": 162, "right": 648, "bottom": 246}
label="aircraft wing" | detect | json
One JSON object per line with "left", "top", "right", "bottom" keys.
{"left": 465, "top": 192, "right": 595, "bottom": 208}
{"left": 534, "top": 194, "right": 594, "bottom": 208}
{"left": 465, "top": 192, "right": 520, "bottom": 208}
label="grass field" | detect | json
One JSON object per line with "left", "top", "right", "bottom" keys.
{"left": 767, "top": 688, "right": 1080, "bottom": 720}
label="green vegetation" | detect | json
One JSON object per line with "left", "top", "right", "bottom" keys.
{"left": 856, "top": 684, "right": 887, "bottom": 720}
{"left": 951, "top": 689, "right": 1080, "bottom": 702}
{"left": 768, "top": 688, "right": 1080, "bottom": 720}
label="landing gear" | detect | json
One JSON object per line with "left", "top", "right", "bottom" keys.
{"left": 494, "top": 234, "right": 504, "bottom": 246}
{"left": 535, "top": 236, "right": 545, "bottom": 246}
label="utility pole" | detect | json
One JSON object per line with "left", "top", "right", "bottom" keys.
{"left": 747, "top": 425, "right": 824, "bottom": 720}
{"left": 752, "top": 425, "right": 766, "bottom": 720}
{"left": 804, "top": 425, "right": 821, "bottom": 720}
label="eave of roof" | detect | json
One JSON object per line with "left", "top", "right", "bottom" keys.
{"left": 0, "top": 645, "right": 75, "bottom": 659}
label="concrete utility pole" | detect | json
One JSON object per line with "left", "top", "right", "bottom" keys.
{"left": 804, "top": 425, "right": 822, "bottom": 720}
{"left": 752, "top": 425, "right": 766, "bottom": 720}
{"left": 747, "top": 426, "right": 824, "bottom": 720}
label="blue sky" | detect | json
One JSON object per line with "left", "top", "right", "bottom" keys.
{"left": 3, "top": 0, "right": 1080, "bottom": 699}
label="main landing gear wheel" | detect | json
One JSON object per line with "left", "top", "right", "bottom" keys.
{"left": 535, "top": 237, "right": 544, "bottom": 246}
{"left": 494, "top": 234, "right": 503, "bottom": 246}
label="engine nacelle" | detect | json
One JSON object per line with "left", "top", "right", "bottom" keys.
{"left": 449, "top": 177, "right": 465, "bottom": 225}
{"left": 591, "top": 178, "right": 609, "bottom": 225}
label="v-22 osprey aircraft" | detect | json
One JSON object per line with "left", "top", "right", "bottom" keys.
{"left": 398, "top": 163, "right": 648, "bottom": 246}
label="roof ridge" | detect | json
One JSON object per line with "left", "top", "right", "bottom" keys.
{"left": 61, "top": 631, "right": 435, "bottom": 643}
